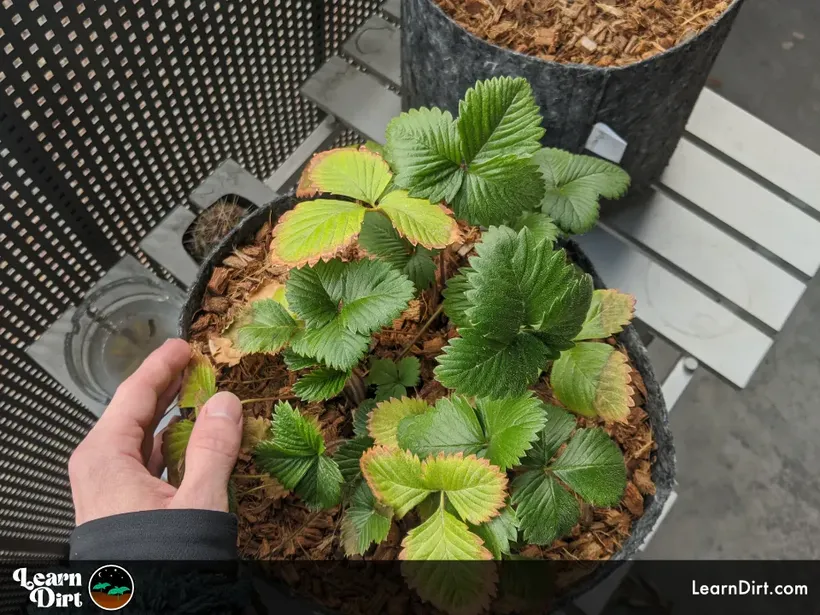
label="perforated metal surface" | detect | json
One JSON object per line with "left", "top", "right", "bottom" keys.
{"left": 0, "top": 0, "right": 381, "bottom": 566}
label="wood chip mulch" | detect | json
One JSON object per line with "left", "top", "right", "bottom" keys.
{"left": 186, "top": 219, "right": 659, "bottom": 613}
{"left": 435, "top": 0, "right": 733, "bottom": 67}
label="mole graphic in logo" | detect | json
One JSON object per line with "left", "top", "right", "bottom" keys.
{"left": 88, "top": 565, "right": 134, "bottom": 610}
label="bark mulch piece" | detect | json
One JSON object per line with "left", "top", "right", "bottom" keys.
{"left": 435, "top": 0, "right": 733, "bottom": 67}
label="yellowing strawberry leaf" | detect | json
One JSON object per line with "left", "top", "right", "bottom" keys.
{"left": 241, "top": 416, "right": 272, "bottom": 451}
{"left": 451, "top": 155, "right": 545, "bottom": 226}
{"left": 511, "top": 211, "right": 561, "bottom": 247}
{"left": 360, "top": 446, "right": 431, "bottom": 518}
{"left": 296, "top": 147, "right": 392, "bottom": 205}
{"left": 179, "top": 351, "right": 217, "bottom": 410}
{"left": 524, "top": 404, "right": 576, "bottom": 467}
{"left": 368, "top": 397, "right": 431, "bottom": 448}
{"left": 551, "top": 342, "right": 635, "bottom": 422}
{"left": 163, "top": 419, "right": 194, "bottom": 487}
{"left": 550, "top": 428, "right": 626, "bottom": 507}
{"left": 470, "top": 504, "right": 518, "bottom": 560}
{"left": 333, "top": 435, "right": 374, "bottom": 484}
{"left": 385, "top": 107, "right": 464, "bottom": 203}
{"left": 511, "top": 470, "right": 579, "bottom": 546}
{"left": 465, "top": 226, "right": 593, "bottom": 348}
{"left": 236, "top": 299, "right": 300, "bottom": 354}
{"left": 292, "top": 366, "right": 350, "bottom": 402}
{"left": 254, "top": 402, "right": 342, "bottom": 510}
{"left": 400, "top": 506, "right": 496, "bottom": 615}
{"left": 536, "top": 148, "right": 631, "bottom": 234}
{"left": 575, "top": 289, "right": 636, "bottom": 341}
{"left": 269, "top": 199, "right": 366, "bottom": 267}
{"left": 434, "top": 328, "right": 551, "bottom": 399}
{"left": 377, "top": 190, "right": 459, "bottom": 250}
{"left": 421, "top": 453, "right": 507, "bottom": 524}
{"left": 341, "top": 480, "right": 393, "bottom": 556}
{"left": 397, "top": 396, "right": 485, "bottom": 459}
{"left": 457, "top": 76, "right": 544, "bottom": 164}
{"left": 358, "top": 211, "right": 437, "bottom": 291}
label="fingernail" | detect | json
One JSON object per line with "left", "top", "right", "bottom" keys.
{"left": 202, "top": 391, "right": 242, "bottom": 423}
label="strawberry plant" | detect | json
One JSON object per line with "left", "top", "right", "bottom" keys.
{"left": 176, "top": 76, "right": 650, "bottom": 615}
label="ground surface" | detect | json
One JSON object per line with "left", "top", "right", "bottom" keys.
{"left": 641, "top": 0, "right": 820, "bottom": 559}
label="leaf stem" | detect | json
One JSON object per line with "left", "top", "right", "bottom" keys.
{"left": 241, "top": 395, "right": 297, "bottom": 405}
{"left": 398, "top": 304, "right": 444, "bottom": 359}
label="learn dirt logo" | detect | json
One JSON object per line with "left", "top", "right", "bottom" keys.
{"left": 88, "top": 565, "right": 134, "bottom": 610}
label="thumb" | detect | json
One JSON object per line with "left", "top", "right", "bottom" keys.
{"left": 171, "top": 391, "right": 243, "bottom": 512}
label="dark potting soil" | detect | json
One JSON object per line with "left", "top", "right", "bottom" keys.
{"left": 185, "top": 219, "right": 658, "bottom": 613}
{"left": 434, "top": 0, "right": 733, "bottom": 67}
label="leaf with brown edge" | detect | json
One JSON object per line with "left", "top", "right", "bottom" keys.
{"left": 421, "top": 453, "right": 508, "bottom": 524}
{"left": 400, "top": 506, "right": 497, "bottom": 615}
{"left": 551, "top": 342, "right": 635, "bottom": 423}
{"left": 163, "top": 419, "right": 194, "bottom": 487}
{"left": 269, "top": 199, "right": 367, "bottom": 267}
{"left": 179, "top": 351, "right": 217, "bottom": 410}
{"left": 360, "top": 446, "right": 431, "bottom": 519}
{"left": 574, "top": 289, "right": 636, "bottom": 341}
{"left": 296, "top": 147, "right": 392, "bottom": 205}
{"left": 368, "top": 397, "right": 431, "bottom": 448}
{"left": 377, "top": 190, "right": 460, "bottom": 249}
{"left": 241, "top": 416, "right": 271, "bottom": 451}
{"left": 208, "top": 336, "right": 243, "bottom": 367}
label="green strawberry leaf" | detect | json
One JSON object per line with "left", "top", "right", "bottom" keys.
{"left": 333, "top": 435, "right": 375, "bottom": 484}
{"left": 368, "top": 397, "right": 431, "bottom": 448}
{"left": 470, "top": 504, "right": 519, "bottom": 560}
{"left": 550, "top": 428, "right": 627, "bottom": 507}
{"left": 536, "top": 148, "right": 631, "bottom": 234}
{"left": 511, "top": 211, "right": 561, "bottom": 247}
{"left": 360, "top": 446, "right": 431, "bottom": 518}
{"left": 434, "top": 328, "right": 551, "bottom": 399}
{"left": 367, "top": 357, "right": 421, "bottom": 402}
{"left": 358, "top": 212, "right": 437, "bottom": 291}
{"left": 524, "top": 404, "right": 576, "bottom": 467}
{"left": 353, "top": 399, "right": 377, "bottom": 438}
{"left": 397, "top": 396, "right": 485, "bottom": 459}
{"left": 475, "top": 394, "right": 547, "bottom": 471}
{"left": 378, "top": 190, "right": 459, "bottom": 250}
{"left": 179, "top": 351, "right": 217, "bottom": 410}
{"left": 236, "top": 299, "right": 300, "bottom": 354}
{"left": 362, "top": 140, "right": 386, "bottom": 157}
{"left": 421, "top": 453, "right": 507, "bottom": 524}
{"left": 441, "top": 268, "right": 474, "bottom": 329}
{"left": 282, "top": 348, "right": 318, "bottom": 370}
{"left": 465, "top": 226, "right": 593, "bottom": 347}
{"left": 575, "top": 289, "right": 636, "bottom": 341}
{"left": 451, "top": 155, "right": 545, "bottom": 226}
{"left": 511, "top": 470, "right": 579, "bottom": 546}
{"left": 396, "top": 357, "right": 421, "bottom": 387}
{"left": 292, "top": 366, "right": 350, "bottom": 402}
{"left": 400, "top": 506, "right": 496, "bottom": 615}
{"left": 254, "top": 402, "right": 342, "bottom": 510}
{"left": 341, "top": 480, "right": 393, "bottom": 556}
{"left": 385, "top": 107, "right": 464, "bottom": 203}
{"left": 162, "top": 419, "right": 194, "bottom": 487}
{"left": 292, "top": 320, "right": 371, "bottom": 371}
{"left": 551, "top": 342, "right": 635, "bottom": 422}
{"left": 457, "top": 76, "right": 544, "bottom": 164}
{"left": 287, "top": 258, "right": 415, "bottom": 336}
{"left": 269, "top": 199, "right": 367, "bottom": 267}
{"left": 296, "top": 147, "right": 392, "bottom": 205}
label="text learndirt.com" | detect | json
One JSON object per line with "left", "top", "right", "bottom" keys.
{"left": 693, "top": 580, "right": 809, "bottom": 596}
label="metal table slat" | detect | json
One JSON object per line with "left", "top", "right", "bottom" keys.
{"left": 382, "top": 0, "right": 401, "bottom": 21}
{"left": 140, "top": 206, "right": 199, "bottom": 287}
{"left": 661, "top": 138, "right": 820, "bottom": 277}
{"left": 301, "top": 56, "right": 401, "bottom": 144}
{"left": 604, "top": 189, "right": 806, "bottom": 331}
{"left": 343, "top": 15, "right": 401, "bottom": 88}
{"left": 574, "top": 228, "right": 773, "bottom": 388}
{"left": 687, "top": 88, "right": 820, "bottom": 214}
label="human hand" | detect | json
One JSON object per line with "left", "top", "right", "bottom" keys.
{"left": 69, "top": 338, "right": 243, "bottom": 525}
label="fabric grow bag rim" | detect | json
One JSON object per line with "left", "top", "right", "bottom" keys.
{"left": 411, "top": 0, "right": 742, "bottom": 73}
{"left": 178, "top": 199, "right": 676, "bottom": 604}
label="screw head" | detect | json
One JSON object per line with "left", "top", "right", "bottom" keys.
{"left": 683, "top": 357, "right": 699, "bottom": 372}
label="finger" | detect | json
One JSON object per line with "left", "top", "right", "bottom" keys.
{"left": 171, "top": 392, "right": 243, "bottom": 511}
{"left": 95, "top": 339, "right": 190, "bottom": 443}
{"left": 147, "top": 416, "right": 179, "bottom": 477}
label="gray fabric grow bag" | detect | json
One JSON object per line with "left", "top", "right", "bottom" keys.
{"left": 401, "top": 0, "right": 743, "bottom": 194}
{"left": 179, "top": 196, "right": 675, "bottom": 604}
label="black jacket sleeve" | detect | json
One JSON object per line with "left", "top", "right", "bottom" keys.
{"left": 69, "top": 509, "right": 238, "bottom": 560}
